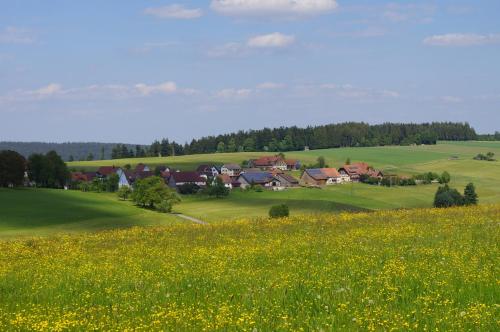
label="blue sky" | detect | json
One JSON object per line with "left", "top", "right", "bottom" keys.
{"left": 1, "top": 0, "right": 499, "bottom": 144}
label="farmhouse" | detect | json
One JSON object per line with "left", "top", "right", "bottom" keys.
{"left": 300, "top": 168, "right": 342, "bottom": 186}
{"left": 220, "top": 164, "right": 242, "bottom": 177}
{"left": 275, "top": 173, "right": 300, "bottom": 187}
{"left": 196, "top": 164, "right": 220, "bottom": 177}
{"left": 250, "top": 156, "right": 287, "bottom": 170}
{"left": 338, "top": 162, "right": 382, "bottom": 182}
{"left": 168, "top": 171, "right": 207, "bottom": 189}
{"left": 215, "top": 174, "right": 239, "bottom": 189}
{"left": 135, "top": 163, "right": 150, "bottom": 172}
{"left": 97, "top": 166, "right": 120, "bottom": 177}
{"left": 237, "top": 172, "right": 281, "bottom": 189}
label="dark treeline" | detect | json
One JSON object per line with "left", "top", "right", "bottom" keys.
{"left": 137, "top": 122, "right": 478, "bottom": 158}
{"left": 0, "top": 142, "right": 143, "bottom": 162}
{"left": 477, "top": 132, "right": 500, "bottom": 141}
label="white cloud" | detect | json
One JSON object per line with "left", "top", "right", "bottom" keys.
{"left": 207, "top": 42, "right": 247, "bottom": 57}
{"left": 210, "top": 0, "right": 338, "bottom": 17}
{"left": 423, "top": 33, "right": 500, "bottom": 47}
{"left": 257, "top": 82, "right": 285, "bottom": 89}
{"left": 319, "top": 83, "right": 400, "bottom": 100}
{"left": 34, "top": 83, "right": 63, "bottom": 97}
{"left": 0, "top": 26, "right": 35, "bottom": 44}
{"left": 1, "top": 81, "right": 194, "bottom": 103}
{"left": 247, "top": 33, "right": 295, "bottom": 48}
{"left": 441, "top": 96, "right": 463, "bottom": 103}
{"left": 135, "top": 82, "right": 178, "bottom": 96}
{"left": 216, "top": 88, "right": 252, "bottom": 99}
{"left": 144, "top": 4, "right": 203, "bottom": 19}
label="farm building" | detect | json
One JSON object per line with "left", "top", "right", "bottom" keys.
{"left": 338, "top": 162, "right": 383, "bottom": 182}
{"left": 221, "top": 164, "right": 242, "bottom": 177}
{"left": 300, "top": 168, "right": 343, "bottom": 186}
{"left": 168, "top": 172, "right": 207, "bottom": 189}
{"left": 237, "top": 172, "right": 281, "bottom": 189}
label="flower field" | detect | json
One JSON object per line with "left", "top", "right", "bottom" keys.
{"left": 0, "top": 205, "right": 499, "bottom": 331}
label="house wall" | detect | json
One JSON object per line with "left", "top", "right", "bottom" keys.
{"left": 300, "top": 172, "right": 324, "bottom": 186}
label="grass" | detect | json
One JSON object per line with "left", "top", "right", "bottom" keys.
{"left": 0, "top": 205, "right": 498, "bottom": 330}
{"left": 0, "top": 188, "right": 180, "bottom": 238}
{"left": 2, "top": 141, "right": 499, "bottom": 236}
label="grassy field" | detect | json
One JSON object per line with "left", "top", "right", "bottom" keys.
{"left": 0, "top": 189, "right": 180, "bottom": 238}
{"left": 1, "top": 141, "right": 498, "bottom": 237}
{"left": 0, "top": 205, "right": 498, "bottom": 330}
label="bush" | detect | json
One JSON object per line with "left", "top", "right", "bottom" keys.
{"left": 206, "top": 177, "right": 230, "bottom": 198}
{"left": 269, "top": 204, "right": 289, "bottom": 218}
{"left": 178, "top": 183, "right": 200, "bottom": 195}
{"left": 434, "top": 185, "right": 464, "bottom": 208}
{"left": 157, "top": 199, "right": 174, "bottom": 213}
{"left": 463, "top": 183, "right": 478, "bottom": 205}
{"left": 117, "top": 186, "right": 132, "bottom": 201}
{"left": 439, "top": 171, "right": 451, "bottom": 184}
{"left": 132, "top": 176, "right": 180, "bottom": 210}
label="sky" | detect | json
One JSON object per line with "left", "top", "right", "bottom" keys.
{"left": 0, "top": 0, "right": 499, "bottom": 144}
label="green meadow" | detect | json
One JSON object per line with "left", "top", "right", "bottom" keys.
{"left": 0, "top": 189, "right": 179, "bottom": 238}
{"left": 1, "top": 141, "right": 499, "bottom": 236}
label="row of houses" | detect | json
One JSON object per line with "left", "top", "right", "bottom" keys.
{"left": 71, "top": 158, "right": 382, "bottom": 192}
{"left": 300, "top": 162, "right": 383, "bottom": 186}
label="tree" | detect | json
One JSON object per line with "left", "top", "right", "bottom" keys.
{"left": 317, "top": 156, "right": 326, "bottom": 168}
{"left": 434, "top": 185, "right": 464, "bottom": 208}
{"left": 86, "top": 153, "right": 94, "bottom": 161}
{"left": 463, "top": 183, "right": 478, "bottom": 205}
{"left": 207, "top": 177, "right": 230, "bottom": 198}
{"left": 243, "top": 137, "right": 255, "bottom": 152}
{"left": 345, "top": 158, "right": 351, "bottom": 165}
{"left": 439, "top": 171, "right": 451, "bottom": 184}
{"left": 0, "top": 150, "right": 26, "bottom": 187}
{"left": 216, "top": 141, "right": 226, "bottom": 153}
{"left": 106, "top": 173, "right": 120, "bottom": 192}
{"left": 69, "top": 155, "right": 74, "bottom": 162}
{"left": 117, "top": 186, "right": 132, "bottom": 200}
{"left": 100, "top": 147, "right": 105, "bottom": 160}
{"left": 28, "top": 151, "right": 69, "bottom": 188}
{"left": 132, "top": 176, "right": 180, "bottom": 211}
{"left": 227, "top": 138, "right": 237, "bottom": 152}
{"left": 269, "top": 204, "right": 290, "bottom": 218}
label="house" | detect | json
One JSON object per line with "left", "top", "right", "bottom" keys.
{"left": 338, "top": 162, "right": 382, "bottom": 182}
{"left": 237, "top": 172, "right": 281, "bottom": 189}
{"left": 274, "top": 173, "right": 299, "bottom": 187}
{"left": 168, "top": 171, "right": 207, "bottom": 189}
{"left": 135, "top": 163, "right": 150, "bottom": 172}
{"left": 285, "top": 159, "right": 300, "bottom": 171}
{"left": 220, "top": 163, "right": 242, "bottom": 177}
{"left": 300, "top": 168, "right": 342, "bottom": 186}
{"left": 249, "top": 156, "right": 288, "bottom": 170}
{"left": 196, "top": 164, "right": 220, "bottom": 177}
{"left": 215, "top": 174, "right": 235, "bottom": 189}
{"left": 71, "top": 172, "right": 88, "bottom": 182}
{"left": 96, "top": 166, "right": 120, "bottom": 177}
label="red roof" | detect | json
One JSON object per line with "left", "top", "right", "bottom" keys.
{"left": 135, "top": 163, "right": 148, "bottom": 172}
{"left": 253, "top": 156, "right": 285, "bottom": 167}
{"left": 97, "top": 166, "right": 119, "bottom": 176}
{"left": 341, "top": 162, "right": 371, "bottom": 175}
{"left": 217, "top": 174, "right": 232, "bottom": 184}
{"left": 171, "top": 172, "right": 206, "bottom": 184}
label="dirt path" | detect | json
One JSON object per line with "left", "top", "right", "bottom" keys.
{"left": 172, "top": 213, "right": 208, "bottom": 225}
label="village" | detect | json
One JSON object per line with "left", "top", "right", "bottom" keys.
{"left": 69, "top": 155, "right": 385, "bottom": 193}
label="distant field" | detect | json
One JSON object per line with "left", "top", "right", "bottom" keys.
{"left": 69, "top": 140, "right": 500, "bottom": 222}
{"left": 1, "top": 205, "right": 498, "bottom": 330}
{"left": 0, "top": 189, "right": 180, "bottom": 238}
{"left": 1, "top": 141, "right": 499, "bottom": 237}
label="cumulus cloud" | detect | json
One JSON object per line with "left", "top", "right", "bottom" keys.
{"left": 441, "top": 96, "right": 463, "bottom": 103}
{"left": 319, "top": 84, "right": 400, "bottom": 101}
{"left": 144, "top": 4, "right": 203, "bottom": 19}
{"left": 35, "top": 83, "right": 63, "bottom": 97}
{"left": 423, "top": 33, "right": 500, "bottom": 46}
{"left": 0, "top": 81, "right": 194, "bottom": 103}
{"left": 216, "top": 88, "right": 252, "bottom": 99}
{"left": 0, "top": 26, "right": 35, "bottom": 44}
{"left": 210, "top": 0, "right": 338, "bottom": 17}
{"left": 135, "top": 82, "right": 177, "bottom": 96}
{"left": 257, "top": 82, "right": 285, "bottom": 89}
{"left": 247, "top": 32, "right": 295, "bottom": 48}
